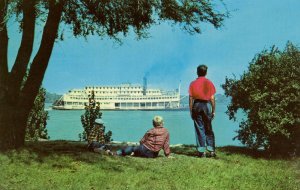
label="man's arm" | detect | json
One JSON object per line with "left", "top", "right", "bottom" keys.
{"left": 189, "top": 96, "right": 194, "bottom": 119}
{"left": 210, "top": 95, "right": 216, "bottom": 119}
{"left": 163, "top": 132, "right": 171, "bottom": 157}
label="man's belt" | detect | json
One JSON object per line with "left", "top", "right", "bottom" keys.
{"left": 194, "top": 99, "right": 209, "bottom": 103}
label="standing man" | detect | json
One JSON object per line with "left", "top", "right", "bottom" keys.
{"left": 189, "top": 65, "right": 216, "bottom": 158}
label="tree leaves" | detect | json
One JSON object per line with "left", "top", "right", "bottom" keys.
{"left": 26, "top": 87, "right": 49, "bottom": 141}
{"left": 223, "top": 42, "right": 300, "bottom": 156}
{"left": 80, "top": 90, "right": 112, "bottom": 143}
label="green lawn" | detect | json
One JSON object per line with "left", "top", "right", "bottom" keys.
{"left": 0, "top": 141, "right": 299, "bottom": 190}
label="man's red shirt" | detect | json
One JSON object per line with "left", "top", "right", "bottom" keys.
{"left": 189, "top": 77, "right": 216, "bottom": 100}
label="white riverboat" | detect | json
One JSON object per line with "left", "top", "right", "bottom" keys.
{"left": 52, "top": 81, "right": 181, "bottom": 110}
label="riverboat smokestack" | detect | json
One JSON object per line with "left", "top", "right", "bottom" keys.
{"left": 143, "top": 76, "right": 147, "bottom": 95}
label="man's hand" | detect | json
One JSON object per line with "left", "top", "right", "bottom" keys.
{"left": 190, "top": 111, "right": 194, "bottom": 119}
{"left": 189, "top": 96, "right": 194, "bottom": 120}
{"left": 210, "top": 95, "right": 216, "bottom": 120}
{"left": 211, "top": 112, "right": 215, "bottom": 120}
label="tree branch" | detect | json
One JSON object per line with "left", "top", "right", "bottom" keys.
{"left": 0, "top": 0, "right": 9, "bottom": 93}
{"left": 9, "top": 0, "right": 36, "bottom": 101}
{"left": 20, "top": 0, "right": 64, "bottom": 112}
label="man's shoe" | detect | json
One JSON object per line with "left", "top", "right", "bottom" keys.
{"left": 94, "top": 148, "right": 106, "bottom": 154}
{"left": 107, "top": 150, "right": 118, "bottom": 156}
{"left": 207, "top": 151, "right": 217, "bottom": 158}
{"left": 198, "top": 152, "right": 206, "bottom": 158}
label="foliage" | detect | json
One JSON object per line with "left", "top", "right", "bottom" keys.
{"left": 22, "top": 71, "right": 49, "bottom": 141}
{"left": 25, "top": 87, "right": 49, "bottom": 141}
{"left": 8, "top": 0, "right": 228, "bottom": 39}
{"left": 0, "top": 141, "right": 299, "bottom": 190}
{"left": 80, "top": 90, "right": 112, "bottom": 143}
{"left": 222, "top": 42, "right": 300, "bottom": 155}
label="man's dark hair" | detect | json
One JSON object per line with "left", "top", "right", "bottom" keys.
{"left": 197, "top": 65, "right": 208, "bottom": 76}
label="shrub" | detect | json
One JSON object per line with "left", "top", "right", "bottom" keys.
{"left": 26, "top": 88, "right": 49, "bottom": 141}
{"left": 222, "top": 42, "right": 300, "bottom": 156}
{"left": 80, "top": 90, "right": 112, "bottom": 142}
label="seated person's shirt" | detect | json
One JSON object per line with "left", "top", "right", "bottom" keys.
{"left": 140, "top": 127, "right": 170, "bottom": 156}
{"left": 88, "top": 126, "right": 104, "bottom": 144}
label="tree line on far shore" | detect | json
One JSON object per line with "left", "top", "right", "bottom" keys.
{"left": 45, "top": 92, "right": 62, "bottom": 104}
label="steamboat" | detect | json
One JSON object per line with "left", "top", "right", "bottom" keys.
{"left": 52, "top": 79, "right": 181, "bottom": 110}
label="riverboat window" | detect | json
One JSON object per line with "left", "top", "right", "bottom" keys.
{"left": 158, "top": 102, "right": 164, "bottom": 106}
{"left": 140, "top": 103, "right": 145, "bottom": 107}
{"left": 146, "top": 103, "right": 151, "bottom": 107}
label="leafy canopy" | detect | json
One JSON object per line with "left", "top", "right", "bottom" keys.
{"left": 8, "top": 0, "right": 228, "bottom": 40}
{"left": 222, "top": 42, "right": 300, "bottom": 155}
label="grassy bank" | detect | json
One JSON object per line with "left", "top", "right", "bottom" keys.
{"left": 0, "top": 141, "right": 299, "bottom": 190}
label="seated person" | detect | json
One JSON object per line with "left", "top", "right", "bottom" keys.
{"left": 87, "top": 118, "right": 106, "bottom": 152}
{"left": 115, "top": 116, "right": 171, "bottom": 158}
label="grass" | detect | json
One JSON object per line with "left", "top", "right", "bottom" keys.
{"left": 0, "top": 141, "right": 299, "bottom": 190}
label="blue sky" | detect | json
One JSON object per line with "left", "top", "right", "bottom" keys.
{"left": 7, "top": 0, "right": 300, "bottom": 95}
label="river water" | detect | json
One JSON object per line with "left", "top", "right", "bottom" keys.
{"left": 46, "top": 103, "right": 243, "bottom": 146}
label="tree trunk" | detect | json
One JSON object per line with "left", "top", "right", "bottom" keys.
{"left": 9, "top": 0, "right": 36, "bottom": 104}
{"left": 16, "top": 1, "right": 64, "bottom": 147}
{"left": 0, "top": 0, "right": 12, "bottom": 150}
{"left": 0, "top": 0, "right": 8, "bottom": 98}
{"left": 0, "top": 104, "right": 28, "bottom": 149}
{"left": 0, "top": 1, "right": 64, "bottom": 150}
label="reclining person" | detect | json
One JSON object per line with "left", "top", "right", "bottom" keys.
{"left": 87, "top": 118, "right": 107, "bottom": 152}
{"left": 115, "top": 116, "right": 171, "bottom": 158}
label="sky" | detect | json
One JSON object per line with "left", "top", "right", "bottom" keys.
{"left": 7, "top": 0, "right": 300, "bottom": 95}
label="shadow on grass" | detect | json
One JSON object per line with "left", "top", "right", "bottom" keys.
{"left": 218, "top": 146, "right": 270, "bottom": 159}
{"left": 170, "top": 145, "right": 199, "bottom": 157}
{"left": 9, "top": 141, "right": 118, "bottom": 165}
{"left": 171, "top": 144, "right": 293, "bottom": 160}
{"left": 6, "top": 141, "right": 181, "bottom": 172}
{"left": 2, "top": 141, "right": 293, "bottom": 167}
{"left": 219, "top": 146, "right": 297, "bottom": 160}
